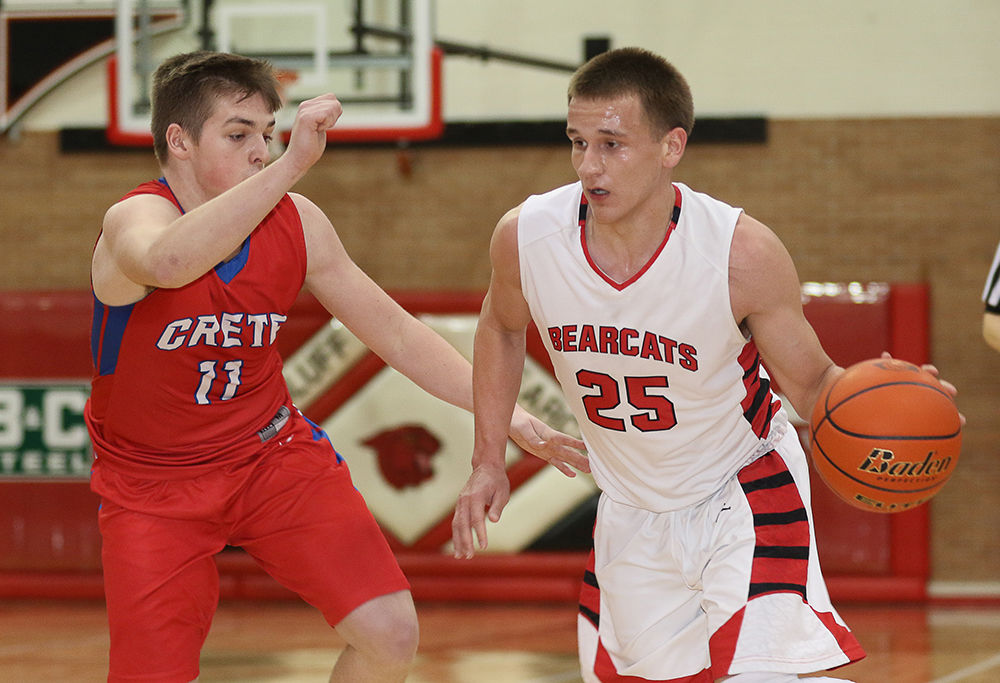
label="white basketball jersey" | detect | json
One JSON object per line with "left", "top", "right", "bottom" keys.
{"left": 518, "top": 181, "right": 789, "bottom": 511}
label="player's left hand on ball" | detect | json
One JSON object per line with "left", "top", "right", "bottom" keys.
{"left": 880, "top": 351, "right": 965, "bottom": 426}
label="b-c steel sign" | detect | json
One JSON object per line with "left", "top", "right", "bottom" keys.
{"left": 0, "top": 383, "right": 91, "bottom": 479}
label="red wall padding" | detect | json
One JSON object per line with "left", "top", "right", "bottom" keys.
{"left": 0, "top": 286, "right": 930, "bottom": 601}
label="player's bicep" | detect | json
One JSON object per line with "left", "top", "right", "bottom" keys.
{"left": 482, "top": 207, "right": 532, "bottom": 334}
{"left": 297, "top": 194, "right": 377, "bottom": 314}
{"left": 93, "top": 196, "right": 176, "bottom": 303}
{"left": 731, "top": 215, "right": 835, "bottom": 416}
{"left": 297, "top": 194, "right": 416, "bottom": 351}
{"left": 297, "top": 194, "right": 353, "bottom": 282}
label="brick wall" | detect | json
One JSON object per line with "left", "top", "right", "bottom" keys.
{"left": 1, "top": 117, "right": 997, "bottom": 584}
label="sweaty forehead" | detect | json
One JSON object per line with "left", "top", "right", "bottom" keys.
{"left": 567, "top": 94, "right": 644, "bottom": 133}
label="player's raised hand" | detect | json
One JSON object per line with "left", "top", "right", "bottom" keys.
{"left": 284, "top": 94, "right": 343, "bottom": 173}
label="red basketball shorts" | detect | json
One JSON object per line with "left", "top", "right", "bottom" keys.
{"left": 93, "top": 416, "right": 409, "bottom": 683}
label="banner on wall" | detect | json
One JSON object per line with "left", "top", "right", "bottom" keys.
{"left": 0, "top": 287, "right": 935, "bottom": 600}
{"left": 0, "top": 382, "right": 92, "bottom": 479}
{"left": 282, "top": 312, "right": 597, "bottom": 554}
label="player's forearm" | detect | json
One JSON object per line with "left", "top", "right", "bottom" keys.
{"left": 151, "top": 155, "right": 308, "bottom": 287}
{"left": 380, "top": 315, "right": 477, "bottom": 412}
{"left": 471, "top": 322, "right": 526, "bottom": 468}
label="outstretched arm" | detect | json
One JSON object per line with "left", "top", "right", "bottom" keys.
{"left": 451, "top": 207, "right": 551, "bottom": 558}
{"left": 298, "top": 199, "right": 586, "bottom": 484}
{"left": 300, "top": 194, "right": 478, "bottom": 410}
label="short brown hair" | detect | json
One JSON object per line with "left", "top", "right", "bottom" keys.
{"left": 568, "top": 47, "right": 694, "bottom": 139}
{"left": 150, "top": 51, "right": 282, "bottom": 163}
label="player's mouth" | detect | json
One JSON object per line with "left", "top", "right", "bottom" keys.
{"left": 586, "top": 187, "right": 610, "bottom": 201}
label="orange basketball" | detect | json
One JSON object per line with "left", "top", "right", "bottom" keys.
{"left": 809, "top": 358, "right": 961, "bottom": 513}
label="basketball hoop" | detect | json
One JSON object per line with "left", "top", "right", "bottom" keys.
{"left": 274, "top": 68, "right": 299, "bottom": 107}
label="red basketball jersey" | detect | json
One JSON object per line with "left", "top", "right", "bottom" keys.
{"left": 85, "top": 179, "right": 307, "bottom": 476}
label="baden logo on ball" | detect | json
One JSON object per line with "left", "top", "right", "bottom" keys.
{"left": 809, "top": 358, "right": 962, "bottom": 513}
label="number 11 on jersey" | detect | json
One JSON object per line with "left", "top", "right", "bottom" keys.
{"left": 195, "top": 359, "right": 244, "bottom": 405}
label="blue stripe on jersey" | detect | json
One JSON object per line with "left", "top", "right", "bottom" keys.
{"left": 302, "top": 413, "right": 345, "bottom": 463}
{"left": 215, "top": 237, "right": 251, "bottom": 284}
{"left": 92, "top": 297, "right": 135, "bottom": 376}
{"left": 90, "top": 294, "right": 104, "bottom": 368}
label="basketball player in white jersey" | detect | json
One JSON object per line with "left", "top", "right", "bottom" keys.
{"left": 452, "top": 47, "right": 959, "bottom": 682}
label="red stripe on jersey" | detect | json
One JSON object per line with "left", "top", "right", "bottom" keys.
{"left": 816, "top": 609, "right": 868, "bottom": 664}
{"left": 711, "top": 542, "right": 866, "bottom": 678}
{"left": 749, "top": 556, "right": 809, "bottom": 589}
{"left": 594, "top": 638, "right": 712, "bottom": 682}
{"left": 578, "top": 548, "right": 600, "bottom": 628}
{"left": 738, "top": 341, "right": 781, "bottom": 439}
{"left": 708, "top": 605, "right": 744, "bottom": 678}
{"left": 738, "top": 453, "right": 809, "bottom": 599}
{"left": 753, "top": 519, "right": 810, "bottom": 547}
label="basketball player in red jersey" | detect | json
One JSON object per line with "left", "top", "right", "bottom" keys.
{"left": 85, "top": 51, "right": 586, "bottom": 683}
{"left": 452, "top": 48, "right": 961, "bottom": 682}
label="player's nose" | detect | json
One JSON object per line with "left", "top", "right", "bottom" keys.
{"left": 251, "top": 134, "right": 271, "bottom": 165}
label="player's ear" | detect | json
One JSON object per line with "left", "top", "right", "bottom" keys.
{"left": 166, "top": 123, "right": 192, "bottom": 159}
{"left": 662, "top": 127, "right": 687, "bottom": 168}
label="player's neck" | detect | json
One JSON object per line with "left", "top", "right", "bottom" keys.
{"left": 585, "top": 194, "right": 675, "bottom": 282}
{"left": 585, "top": 215, "right": 669, "bottom": 283}
{"left": 159, "top": 168, "right": 211, "bottom": 213}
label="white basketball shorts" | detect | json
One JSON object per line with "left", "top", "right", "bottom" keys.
{"left": 578, "top": 427, "right": 865, "bottom": 681}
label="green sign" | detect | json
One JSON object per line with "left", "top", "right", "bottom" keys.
{"left": 0, "top": 383, "right": 92, "bottom": 478}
